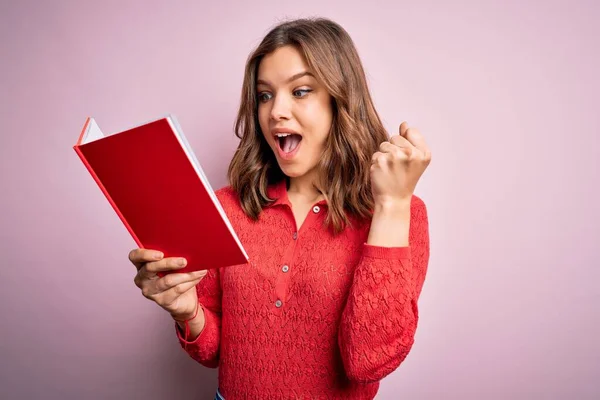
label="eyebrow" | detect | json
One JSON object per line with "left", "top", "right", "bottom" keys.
{"left": 256, "top": 71, "right": 314, "bottom": 87}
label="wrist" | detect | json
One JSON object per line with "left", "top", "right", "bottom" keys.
{"left": 172, "top": 301, "right": 200, "bottom": 323}
{"left": 173, "top": 302, "right": 206, "bottom": 339}
{"left": 374, "top": 198, "right": 411, "bottom": 216}
{"left": 368, "top": 198, "right": 411, "bottom": 248}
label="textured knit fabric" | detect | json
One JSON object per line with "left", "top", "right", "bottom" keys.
{"left": 175, "top": 179, "right": 430, "bottom": 399}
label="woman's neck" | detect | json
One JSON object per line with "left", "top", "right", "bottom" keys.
{"left": 287, "top": 172, "right": 323, "bottom": 204}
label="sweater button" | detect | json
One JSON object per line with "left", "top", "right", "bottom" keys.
{"left": 282, "top": 265, "right": 289, "bottom": 273}
{"left": 292, "top": 231, "right": 298, "bottom": 240}
{"left": 275, "top": 300, "right": 283, "bottom": 308}
{"left": 312, "top": 206, "right": 320, "bottom": 213}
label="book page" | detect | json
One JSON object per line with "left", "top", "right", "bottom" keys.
{"left": 85, "top": 114, "right": 173, "bottom": 144}
{"left": 83, "top": 118, "right": 105, "bottom": 144}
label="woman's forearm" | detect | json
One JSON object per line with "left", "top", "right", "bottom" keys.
{"left": 367, "top": 200, "right": 411, "bottom": 247}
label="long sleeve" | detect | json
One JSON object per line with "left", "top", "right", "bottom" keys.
{"left": 338, "top": 195, "right": 430, "bottom": 383}
{"left": 174, "top": 266, "right": 223, "bottom": 368}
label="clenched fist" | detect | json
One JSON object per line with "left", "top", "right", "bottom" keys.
{"left": 370, "top": 121, "right": 431, "bottom": 205}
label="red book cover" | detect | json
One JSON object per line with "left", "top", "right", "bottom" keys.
{"left": 73, "top": 114, "right": 249, "bottom": 275}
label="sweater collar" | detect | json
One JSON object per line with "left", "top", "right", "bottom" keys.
{"left": 266, "top": 179, "right": 291, "bottom": 207}
{"left": 266, "top": 179, "right": 328, "bottom": 208}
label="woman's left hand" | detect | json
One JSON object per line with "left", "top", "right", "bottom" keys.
{"left": 370, "top": 121, "right": 432, "bottom": 206}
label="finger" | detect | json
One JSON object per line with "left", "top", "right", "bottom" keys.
{"left": 387, "top": 134, "right": 415, "bottom": 150}
{"left": 139, "top": 270, "right": 205, "bottom": 298}
{"left": 154, "top": 279, "right": 203, "bottom": 306}
{"left": 379, "top": 141, "right": 413, "bottom": 160}
{"left": 371, "top": 151, "right": 385, "bottom": 163}
{"left": 135, "top": 265, "right": 158, "bottom": 286}
{"left": 404, "top": 128, "right": 430, "bottom": 156}
{"left": 135, "top": 257, "right": 187, "bottom": 284}
{"left": 371, "top": 150, "right": 395, "bottom": 170}
{"left": 399, "top": 121, "right": 409, "bottom": 137}
{"left": 129, "top": 248, "right": 164, "bottom": 270}
{"left": 145, "top": 257, "right": 188, "bottom": 274}
{"left": 155, "top": 270, "right": 207, "bottom": 293}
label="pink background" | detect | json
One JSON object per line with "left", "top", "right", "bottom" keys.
{"left": 1, "top": 0, "right": 599, "bottom": 398}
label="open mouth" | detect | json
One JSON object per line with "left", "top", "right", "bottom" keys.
{"left": 276, "top": 133, "right": 302, "bottom": 154}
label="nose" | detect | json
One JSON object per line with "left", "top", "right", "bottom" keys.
{"left": 270, "top": 92, "right": 292, "bottom": 121}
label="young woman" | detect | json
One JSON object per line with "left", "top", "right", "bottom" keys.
{"left": 129, "top": 17, "right": 431, "bottom": 399}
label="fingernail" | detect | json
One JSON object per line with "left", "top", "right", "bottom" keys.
{"left": 154, "top": 252, "right": 163, "bottom": 259}
{"left": 178, "top": 258, "right": 187, "bottom": 266}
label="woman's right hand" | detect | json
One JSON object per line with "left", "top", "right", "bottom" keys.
{"left": 128, "top": 248, "right": 208, "bottom": 321}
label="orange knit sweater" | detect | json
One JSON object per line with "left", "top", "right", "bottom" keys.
{"left": 175, "top": 179, "right": 430, "bottom": 399}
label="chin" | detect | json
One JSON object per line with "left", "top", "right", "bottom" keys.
{"left": 279, "top": 165, "right": 305, "bottom": 178}
{"left": 278, "top": 161, "right": 319, "bottom": 180}
{"left": 274, "top": 159, "right": 301, "bottom": 176}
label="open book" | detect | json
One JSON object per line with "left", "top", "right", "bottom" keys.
{"left": 73, "top": 114, "right": 249, "bottom": 275}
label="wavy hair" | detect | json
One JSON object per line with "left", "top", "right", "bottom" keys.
{"left": 228, "top": 17, "right": 389, "bottom": 234}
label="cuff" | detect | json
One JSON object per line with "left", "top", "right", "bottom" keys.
{"left": 362, "top": 243, "right": 412, "bottom": 260}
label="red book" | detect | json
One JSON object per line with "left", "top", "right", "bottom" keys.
{"left": 73, "top": 114, "right": 249, "bottom": 275}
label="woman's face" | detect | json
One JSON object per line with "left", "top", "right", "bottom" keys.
{"left": 257, "top": 45, "right": 333, "bottom": 180}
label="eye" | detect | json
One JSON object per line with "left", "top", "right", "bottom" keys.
{"left": 258, "top": 92, "right": 272, "bottom": 103}
{"left": 293, "top": 88, "right": 312, "bottom": 98}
